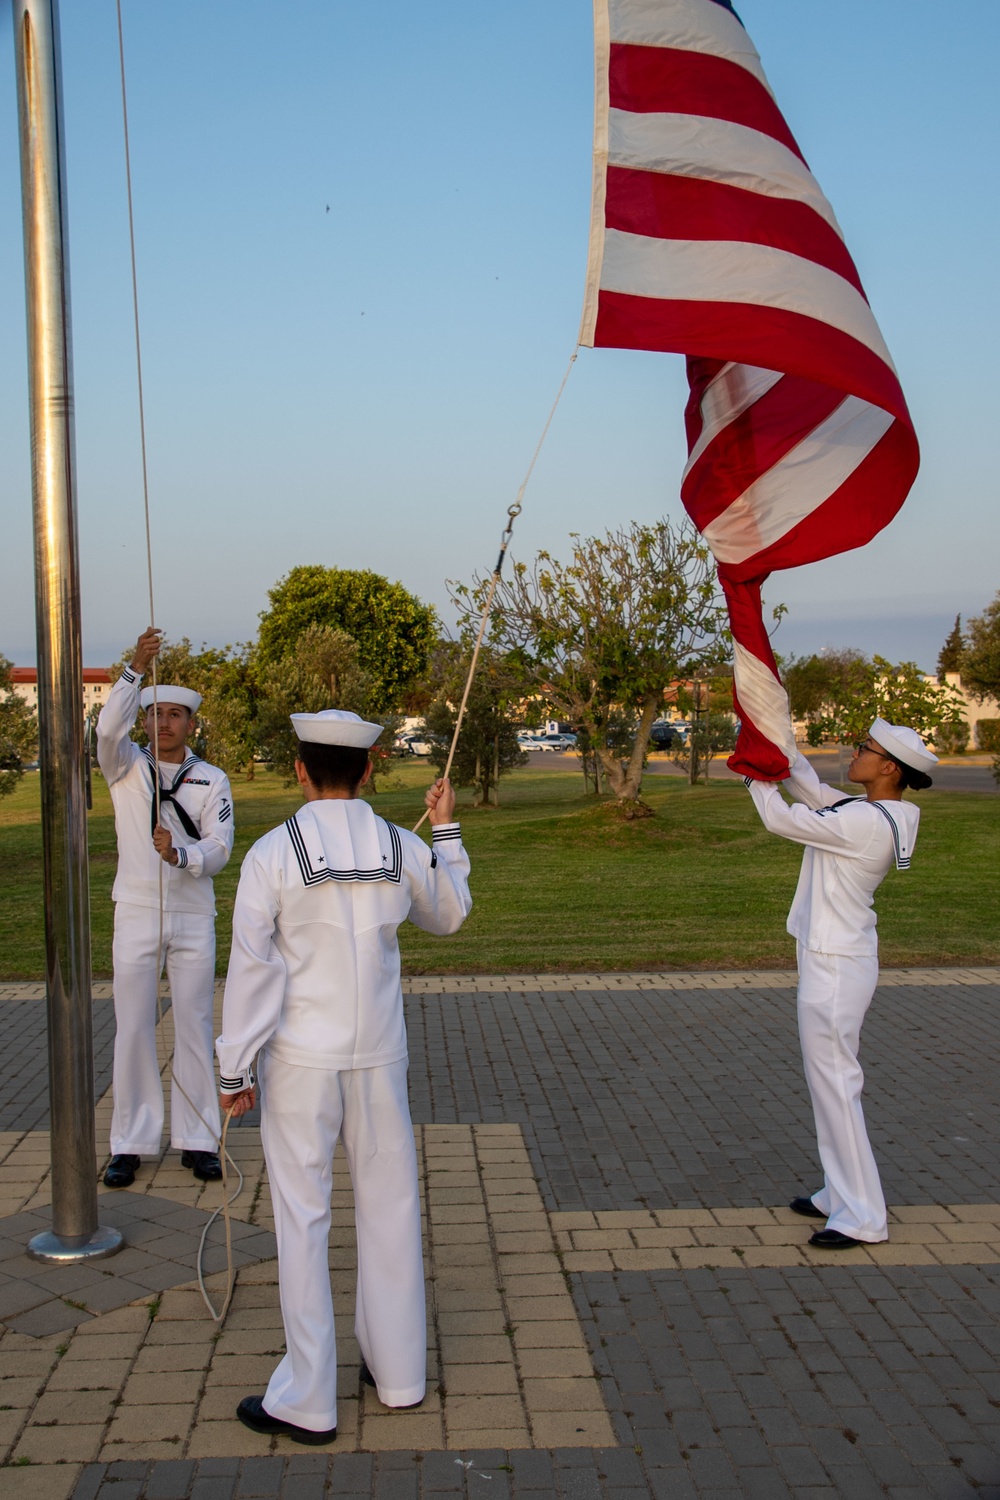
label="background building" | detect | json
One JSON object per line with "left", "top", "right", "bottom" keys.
{"left": 9, "top": 667, "right": 111, "bottom": 718}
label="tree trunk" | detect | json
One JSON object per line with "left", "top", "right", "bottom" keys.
{"left": 474, "top": 752, "right": 482, "bottom": 806}
{"left": 596, "top": 743, "right": 626, "bottom": 796}
{"left": 492, "top": 735, "right": 500, "bottom": 806}
{"left": 619, "top": 698, "right": 660, "bottom": 800}
{"left": 596, "top": 698, "right": 660, "bottom": 800}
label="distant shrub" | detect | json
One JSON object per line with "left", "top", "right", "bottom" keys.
{"left": 934, "top": 721, "right": 969, "bottom": 755}
{"left": 975, "top": 719, "right": 1000, "bottom": 752}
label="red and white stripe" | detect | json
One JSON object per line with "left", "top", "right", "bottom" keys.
{"left": 580, "top": 0, "right": 919, "bottom": 779}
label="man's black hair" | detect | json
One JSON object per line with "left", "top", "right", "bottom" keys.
{"left": 297, "top": 740, "right": 370, "bottom": 793}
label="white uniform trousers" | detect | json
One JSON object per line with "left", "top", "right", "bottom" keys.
{"left": 110, "top": 902, "right": 221, "bottom": 1155}
{"left": 259, "top": 1052, "right": 426, "bottom": 1432}
{"left": 796, "top": 944, "right": 888, "bottom": 1242}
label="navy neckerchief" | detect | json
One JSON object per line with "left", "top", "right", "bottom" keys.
{"left": 143, "top": 749, "right": 202, "bottom": 842}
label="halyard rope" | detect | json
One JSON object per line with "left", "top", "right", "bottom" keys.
{"left": 116, "top": 0, "right": 240, "bottom": 1323}
{"left": 411, "top": 349, "right": 577, "bottom": 832}
{"left": 115, "top": 1, "right": 579, "bottom": 1305}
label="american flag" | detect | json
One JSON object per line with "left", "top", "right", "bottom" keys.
{"left": 579, "top": 0, "right": 920, "bottom": 779}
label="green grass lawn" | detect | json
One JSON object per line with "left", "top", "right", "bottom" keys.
{"left": 0, "top": 763, "right": 996, "bottom": 979}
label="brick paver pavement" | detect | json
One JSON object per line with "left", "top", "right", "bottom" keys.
{"left": 0, "top": 972, "right": 994, "bottom": 1498}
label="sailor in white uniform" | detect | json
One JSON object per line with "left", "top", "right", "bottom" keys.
{"left": 97, "top": 626, "right": 234, "bottom": 1188}
{"left": 216, "top": 708, "right": 471, "bottom": 1446}
{"left": 745, "top": 719, "right": 937, "bottom": 1248}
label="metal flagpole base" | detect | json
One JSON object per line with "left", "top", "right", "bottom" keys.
{"left": 27, "top": 1225, "right": 124, "bottom": 1265}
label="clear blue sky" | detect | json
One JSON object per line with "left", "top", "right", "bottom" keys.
{"left": 0, "top": 0, "right": 996, "bottom": 671}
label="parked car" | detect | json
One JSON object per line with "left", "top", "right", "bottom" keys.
{"left": 535, "top": 733, "right": 577, "bottom": 752}
{"left": 405, "top": 736, "right": 435, "bottom": 757}
{"left": 649, "top": 720, "right": 686, "bottom": 750}
{"left": 516, "top": 731, "right": 545, "bottom": 749}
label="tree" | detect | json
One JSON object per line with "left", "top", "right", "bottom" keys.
{"left": 420, "top": 642, "right": 526, "bottom": 807}
{"left": 108, "top": 639, "right": 242, "bottom": 768}
{"left": 256, "top": 565, "right": 437, "bottom": 712}
{"left": 455, "top": 518, "right": 730, "bottom": 807}
{"left": 937, "top": 615, "right": 965, "bottom": 678}
{"left": 783, "top": 650, "right": 869, "bottom": 737}
{"left": 961, "top": 593, "right": 1000, "bottom": 703}
{"left": 0, "top": 655, "right": 38, "bottom": 798}
{"left": 960, "top": 593, "right": 1000, "bottom": 785}
{"left": 680, "top": 712, "right": 739, "bottom": 784}
{"left": 254, "top": 624, "right": 376, "bottom": 781}
{"left": 808, "top": 656, "right": 966, "bottom": 748}
{"left": 199, "top": 648, "right": 259, "bottom": 779}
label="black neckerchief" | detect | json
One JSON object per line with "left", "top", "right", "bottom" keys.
{"left": 143, "top": 750, "right": 202, "bottom": 842}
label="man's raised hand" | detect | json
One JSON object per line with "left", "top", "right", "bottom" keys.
{"left": 424, "top": 776, "right": 456, "bottom": 826}
{"left": 130, "top": 626, "right": 162, "bottom": 675}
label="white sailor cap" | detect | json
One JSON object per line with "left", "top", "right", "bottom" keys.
{"left": 140, "top": 685, "right": 201, "bottom": 714}
{"left": 291, "top": 709, "right": 383, "bottom": 749}
{"left": 869, "top": 718, "right": 938, "bottom": 774}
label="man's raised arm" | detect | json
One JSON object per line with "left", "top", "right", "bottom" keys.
{"left": 96, "top": 626, "right": 159, "bottom": 786}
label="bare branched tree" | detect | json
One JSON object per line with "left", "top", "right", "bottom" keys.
{"left": 453, "top": 518, "right": 730, "bottom": 806}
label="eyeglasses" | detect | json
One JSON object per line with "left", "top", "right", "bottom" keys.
{"left": 854, "top": 741, "right": 900, "bottom": 769}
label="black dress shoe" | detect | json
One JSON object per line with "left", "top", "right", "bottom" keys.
{"left": 789, "top": 1196, "right": 827, "bottom": 1220}
{"left": 360, "top": 1359, "right": 423, "bottom": 1410}
{"left": 103, "top": 1154, "right": 140, "bottom": 1188}
{"left": 809, "top": 1228, "right": 864, "bottom": 1249}
{"left": 181, "top": 1150, "right": 223, "bottom": 1181}
{"left": 236, "top": 1395, "right": 336, "bottom": 1445}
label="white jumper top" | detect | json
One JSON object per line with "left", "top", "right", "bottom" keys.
{"left": 96, "top": 666, "right": 235, "bottom": 916}
{"left": 747, "top": 753, "right": 920, "bottom": 958}
{"left": 216, "top": 798, "right": 471, "bottom": 1089}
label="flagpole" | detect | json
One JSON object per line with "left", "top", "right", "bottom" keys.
{"left": 12, "top": 0, "right": 122, "bottom": 1264}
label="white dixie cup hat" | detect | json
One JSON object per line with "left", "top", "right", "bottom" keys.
{"left": 868, "top": 718, "right": 939, "bottom": 774}
{"left": 290, "top": 709, "right": 383, "bottom": 748}
{"left": 140, "top": 685, "right": 201, "bottom": 713}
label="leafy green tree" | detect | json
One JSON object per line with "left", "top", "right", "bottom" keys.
{"left": 783, "top": 650, "right": 869, "bottom": 735}
{"left": 108, "top": 636, "right": 231, "bottom": 759}
{"left": 667, "top": 675, "right": 737, "bottom": 784}
{"left": 0, "top": 655, "right": 38, "bottom": 798}
{"left": 937, "top": 615, "right": 965, "bottom": 678}
{"left": 809, "top": 656, "right": 966, "bottom": 748}
{"left": 254, "top": 624, "right": 376, "bottom": 781}
{"left": 961, "top": 593, "right": 1000, "bottom": 702}
{"left": 679, "top": 712, "right": 739, "bottom": 785}
{"left": 959, "top": 593, "right": 1000, "bottom": 784}
{"left": 420, "top": 642, "right": 526, "bottom": 807}
{"left": 199, "top": 648, "right": 259, "bottom": 779}
{"left": 256, "top": 565, "right": 437, "bottom": 712}
{"left": 455, "top": 518, "right": 730, "bottom": 808}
